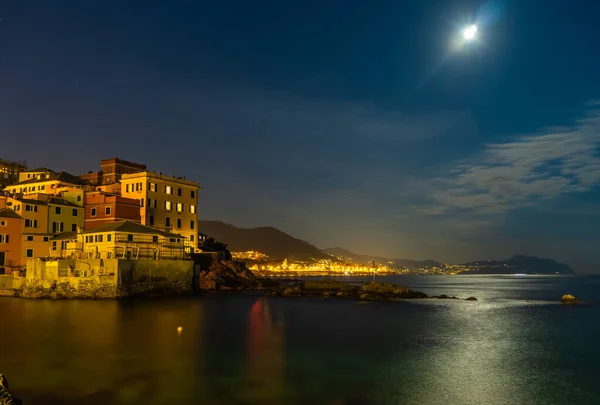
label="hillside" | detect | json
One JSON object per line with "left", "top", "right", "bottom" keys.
{"left": 461, "top": 255, "right": 575, "bottom": 274}
{"left": 323, "top": 247, "right": 441, "bottom": 268}
{"left": 198, "top": 220, "right": 330, "bottom": 261}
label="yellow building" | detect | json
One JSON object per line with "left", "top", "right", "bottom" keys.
{"left": 79, "top": 220, "right": 188, "bottom": 260}
{"left": 18, "top": 167, "right": 55, "bottom": 183}
{"left": 120, "top": 172, "right": 200, "bottom": 245}
{"left": 48, "top": 197, "right": 84, "bottom": 235}
{"left": 5, "top": 171, "right": 88, "bottom": 196}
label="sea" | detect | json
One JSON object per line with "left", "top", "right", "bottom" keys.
{"left": 1, "top": 274, "right": 599, "bottom": 405}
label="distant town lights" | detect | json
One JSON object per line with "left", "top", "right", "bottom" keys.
{"left": 463, "top": 24, "right": 478, "bottom": 40}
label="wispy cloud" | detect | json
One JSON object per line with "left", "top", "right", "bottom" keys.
{"left": 425, "top": 108, "right": 600, "bottom": 215}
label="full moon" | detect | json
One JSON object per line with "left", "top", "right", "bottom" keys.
{"left": 463, "top": 24, "right": 478, "bottom": 40}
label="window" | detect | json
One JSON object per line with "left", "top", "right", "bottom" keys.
{"left": 0, "top": 221, "right": 5, "bottom": 227}
{"left": 55, "top": 206, "right": 62, "bottom": 215}
{"left": 105, "top": 206, "right": 112, "bottom": 215}
{"left": 71, "top": 224, "right": 77, "bottom": 232}
{"left": 126, "top": 184, "right": 130, "bottom": 193}
{"left": 190, "top": 205, "right": 196, "bottom": 214}
{"left": 72, "top": 208, "right": 78, "bottom": 216}
{"left": 176, "top": 218, "right": 182, "bottom": 228}
{"left": 26, "top": 236, "right": 34, "bottom": 242}
{"left": 26, "top": 249, "right": 34, "bottom": 258}
{"left": 34, "top": 206, "right": 38, "bottom": 212}
{"left": 77, "top": 195, "right": 82, "bottom": 202}
{"left": 52, "top": 222, "right": 64, "bottom": 233}
{"left": 0, "top": 235, "right": 9, "bottom": 243}
{"left": 25, "top": 219, "right": 32, "bottom": 228}
{"left": 91, "top": 208, "right": 97, "bottom": 217}
{"left": 176, "top": 203, "right": 183, "bottom": 212}
{"left": 127, "top": 234, "right": 133, "bottom": 242}
{"left": 190, "top": 234, "right": 194, "bottom": 241}
{"left": 170, "top": 238, "right": 176, "bottom": 243}
{"left": 190, "top": 220, "right": 195, "bottom": 230}
{"left": 149, "top": 215, "right": 154, "bottom": 226}
{"left": 43, "top": 236, "right": 49, "bottom": 242}
{"left": 25, "top": 205, "right": 31, "bottom": 212}
{"left": 191, "top": 190, "right": 195, "bottom": 199}
{"left": 107, "top": 234, "right": 112, "bottom": 242}
{"left": 165, "top": 217, "right": 171, "bottom": 227}
{"left": 147, "top": 198, "right": 151, "bottom": 208}
{"left": 149, "top": 182, "right": 157, "bottom": 192}
{"left": 165, "top": 185, "right": 173, "bottom": 195}
{"left": 140, "top": 199, "right": 144, "bottom": 208}
{"left": 165, "top": 201, "right": 172, "bottom": 211}
{"left": 152, "top": 236, "right": 158, "bottom": 243}
{"left": 177, "top": 188, "right": 182, "bottom": 197}
{"left": 95, "top": 235, "right": 103, "bottom": 243}
{"left": 52, "top": 241, "right": 57, "bottom": 251}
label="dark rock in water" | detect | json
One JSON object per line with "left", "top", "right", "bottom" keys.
{"left": 197, "top": 256, "right": 259, "bottom": 291}
{"left": 282, "top": 285, "right": 303, "bottom": 297}
{"left": 465, "top": 297, "right": 478, "bottom": 301}
{"left": 561, "top": 294, "right": 580, "bottom": 304}
{"left": 0, "top": 374, "right": 22, "bottom": 405}
{"left": 358, "top": 282, "right": 428, "bottom": 300}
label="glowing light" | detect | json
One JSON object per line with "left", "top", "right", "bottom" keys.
{"left": 463, "top": 24, "right": 478, "bottom": 40}
{"left": 177, "top": 326, "right": 183, "bottom": 333}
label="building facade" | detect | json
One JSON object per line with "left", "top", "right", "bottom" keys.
{"left": 0, "top": 209, "right": 23, "bottom": 274}
{"left": 80, "top": 220, "right": 188, "bottom": 260}
{"left": 84, "top": 191, "right": 141, "bottom": 230}
{"left": 6, "top": 197, "right": 52, "bottom": 262}
{"left": 0, "top": 159, "right": 27, "bottom": 189}
{"left": 120, "top": 172, "right": 200, "bottom": 245}
{"left": 5, "top": 172, "right": 88, "bottom": 196}
{"left": 48, "top": 197, "right": 84, "bottom": 235}
{"left": 80, "top": 158, "right": 146, "bottom": 186}
{"left": 18, "top": 168, "right": 54, "bottom": 183}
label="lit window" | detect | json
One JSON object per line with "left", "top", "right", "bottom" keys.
{"left": 176, "top": 203, "right": 183, "bottom": 212}
{"left": 165, "top": 185, "right": 173, "bottom": 195}
{"left": 190, "top": 205, "right": 196, "bottom": 214}
{"left": 165, "top": 201, "right": 172, "bottom": 211}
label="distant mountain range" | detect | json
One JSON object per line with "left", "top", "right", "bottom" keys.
{"left": 198, "top": 220, "right": 575, "bottom": 274}
{"left": 461, "top": 255, "right": 575, "bottom": 275}
{"left": 198, "top": 220, "right": 330, "bottom": 261}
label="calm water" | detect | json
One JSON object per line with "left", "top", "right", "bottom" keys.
{"left": 1, "top": 275, "right": 600, "bottom": 404}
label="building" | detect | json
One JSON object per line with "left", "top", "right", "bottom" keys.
{"left": 48, "top": 197, "right": 84, "bottom": 235}
{"left": 18, "top": 167, "right": 54, "bottom": 183}
{"left": 5, "top": 197, "right": 52, "bottom": 261}
{"left": 80, "top": 158, "right": 146, "bottom": 186}
{"left": 0, "top": 159, "right": 27, "bottom": 189}
{"left": 4, "top": 171, "right": 89, "bottom": 196}
{"left": 84, "top": 191, "right": 141, "bottom": 230}
{"left": 120, "top": 172, "right": 200, "bottom": 245}
{"left": 80, "top": 220, "right": 188, "bottom": 260}
{"left": 0, "top": 209, "right": 23, "bottom": 274}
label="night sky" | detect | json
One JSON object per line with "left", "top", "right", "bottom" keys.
{"left": 2, "top": 1, "right": 600, "bottom": 272}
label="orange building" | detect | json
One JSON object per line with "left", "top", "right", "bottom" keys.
{"left": 84, "top": 191, "right": 141, "bottom": 230}
{"left": 0, "top": 208, "right": 24, "bottom": 274}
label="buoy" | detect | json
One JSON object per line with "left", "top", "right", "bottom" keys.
{"left": 177, "top": 326, "right": 183, "bottom": 333}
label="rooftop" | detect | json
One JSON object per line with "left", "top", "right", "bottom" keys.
{"left": 10, "top": 171, "right": 88, "bottom": 186}
{"left": 22, "top": 167, "right": 55, "bottom": 173}
{"left": 48, "top": 197, "right": 81, "bottom": 208}
{"left": 121, "top": 171, "right": 201, "bottom": 188}
{"left": 52, "top": 231, "right": 78, "bottom": 241}
{"left": 82, "top": 220, "right": 183, "bottom": 239}
{"left": 0, "top": 208, "right": 22, "bottom": 219}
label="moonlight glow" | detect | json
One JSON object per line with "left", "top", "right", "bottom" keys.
{"left": 463, "top": 24, "right": 478, "bottom": 40}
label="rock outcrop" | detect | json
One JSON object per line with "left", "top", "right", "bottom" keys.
{"left": 0, "top": 374, "right": 22, "bottom": 405}
{"left": 465, "top": 296, "right": 478, "bottom": 301}
{"left": 267, "top": 280, "right": 428, "bottom": 301}
{"left": 197, "top": 259, "right": 260, "bottom": 291}
{"left": 561, "top": 294, "right": 580, "bottom": 304}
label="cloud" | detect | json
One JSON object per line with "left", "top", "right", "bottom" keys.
{"left": 425, "top": 108, "right": 600, "bottom": 215}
